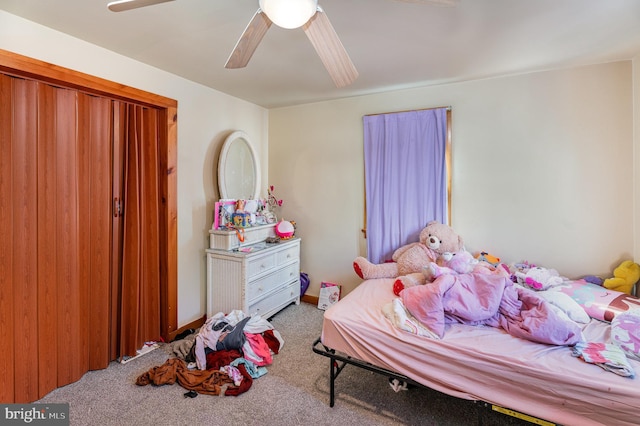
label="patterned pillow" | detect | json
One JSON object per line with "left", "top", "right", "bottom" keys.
{"left": 550, "top": 279, "right": 640, "bottom": 322}
{"left": 611, "top": 308, "right": 640, "bottom": 361}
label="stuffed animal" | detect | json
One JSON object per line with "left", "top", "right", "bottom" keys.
{"left": 420, "top": 249, "right": 511, "bottom": 296}
{"left": 475, "top": 251, "right": 501, "bottom": 266}
{"left": 427, "top": 249, "right": 478, "bottom": 279}
{"left": 423, "top": 250, "right": 509, "bottom": 287}
{"left": 603, "top": 260, "right": 640, "bottom": 295}
{"left": 583, "top": 275, "right": 604, "bottom": 286}
{"left": 353, "top": 221, "right": 464, "bottom": 295}
{"left": 515, "top": 266, "right": 563, "bottom": 291}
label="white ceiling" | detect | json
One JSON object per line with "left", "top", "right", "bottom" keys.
{"left": 2, "top": 0, "right": 640, "bottom": 108}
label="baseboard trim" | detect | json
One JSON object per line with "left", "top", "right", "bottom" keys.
{"left": 169, "top": 315, "right": 206, "bottom": 342}
{"left": 301, "top": 294, "right": 319, "bottom": 306}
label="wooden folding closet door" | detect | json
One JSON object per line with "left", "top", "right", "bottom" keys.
{"left": 0, "top": 75, "right": 112, "bottom": 403}
{"left": 0, "top": 48, "right": 177, "bottom": 403}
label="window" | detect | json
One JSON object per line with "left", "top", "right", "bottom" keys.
{"left": 363, "top": 107, "right": 451, "bottom": 263}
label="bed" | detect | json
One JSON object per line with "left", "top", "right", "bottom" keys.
{"left": 313, "top": 278, "right": 640, "bottom": 426}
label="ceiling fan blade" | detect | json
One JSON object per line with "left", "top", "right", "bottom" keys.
{"left": 107, "top": 0, "right": 175, "bottom": 12}
{"left": 225, "top": 10, "right": 273, "bottom": 69}
{"left": 303, "top": 7, "right": 358, "bottom": 88}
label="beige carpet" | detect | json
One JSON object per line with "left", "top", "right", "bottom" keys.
{"left": 36, "top": 302, "right": 529, "bottom": 425}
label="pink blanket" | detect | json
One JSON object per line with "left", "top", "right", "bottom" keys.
{"left": 400, "top": 273, "right": 582, "bottom": 345}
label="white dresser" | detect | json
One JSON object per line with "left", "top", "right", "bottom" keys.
{"left": 206, "top": 237, "right": 301, "bottom": 319}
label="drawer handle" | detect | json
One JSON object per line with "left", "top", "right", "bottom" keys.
{"left": 261, "top": 264, "right": 266, "bottom": 269}
{"left": 287, "top": 254, "right": 291, "bottom": 258}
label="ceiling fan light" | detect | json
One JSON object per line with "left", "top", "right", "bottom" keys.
{"left": 259, "top": 0, "right": 318, "bottom": 29}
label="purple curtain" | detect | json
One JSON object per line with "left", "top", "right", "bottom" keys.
{"left": 363, "top": 108, "right": 448, "bottom": 264}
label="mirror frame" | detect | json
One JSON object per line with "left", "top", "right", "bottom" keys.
{"left": 218, "top": 130, "right": 261, "bottom": 200}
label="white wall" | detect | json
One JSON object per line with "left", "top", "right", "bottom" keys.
{"left": 270, "top": 61, "right": 634, "bottom": 298}
{"left": 0, "top": 11, "right": 268, "bottom": 327}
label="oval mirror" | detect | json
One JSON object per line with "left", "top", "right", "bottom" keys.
{"left": 218, "top": 131, "right": 261, "bottom": 200}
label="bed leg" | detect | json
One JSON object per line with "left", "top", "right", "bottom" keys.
{"left": 476, "top": 401, "right": 487, "bottom": 426}
{"left": 329, "top": 357, "right": 336, "bottom": 407}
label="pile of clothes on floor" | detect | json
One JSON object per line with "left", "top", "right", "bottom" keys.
{"left": 136, "top": 310, "right": 283, "bottom": 396}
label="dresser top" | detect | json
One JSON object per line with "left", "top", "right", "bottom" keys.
{"left": 206, "top": 237, "right": 300, "bottom": 257}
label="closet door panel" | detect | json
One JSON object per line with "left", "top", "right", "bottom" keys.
{"left": 36, "top": 83, "right": 60, "bottom": 398}
{"left": 11, "top": 78, "right": 39, "bottom": 403}
{"left": 119, "top": 105, "right": 162, "bottom": 357}
{"left": 0, "top": 74, "right": 16, "bottom": 402}
{"left": 159, "top": 106, "right": 178, "bottom": 344}
{"left": 110, "top": 102, "right": 125, "bottom": 361}
{"left": 53, "top": 88, "right": 86, "bottom": 386}
{"left": 140, "top": 107, "right": 161, "bottom": 342}
{"left": 78, "top": 93, "right": 112, "bottom": 370}
{"left": 76, "top": 93, "right": 91, "bottom": 379}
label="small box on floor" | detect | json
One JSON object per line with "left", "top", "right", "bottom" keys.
{"left": 318, "top": 282, "right": 341, "bottom": 310}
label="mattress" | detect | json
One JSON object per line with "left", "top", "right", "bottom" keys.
{"left": 321, "top": 278, "right": 640, "bottom": 426}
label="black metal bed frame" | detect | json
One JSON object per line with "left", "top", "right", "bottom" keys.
{"left": 312, "top": 337, "right": 557, "bottom": 425}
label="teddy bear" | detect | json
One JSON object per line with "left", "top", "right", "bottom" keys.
{"left": 603, "top": 260, "right": 640, "bottom": 295}
{"left": 352, "top": 221, "right": 464, "bottom": 296}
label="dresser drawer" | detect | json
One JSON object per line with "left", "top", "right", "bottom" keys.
{"left": 246, "top": 254, "right": 277, "bottom": 279}
{"left": 245, "top": 241, "right": 299, "bottom": 279}
{"left": 276, "top": 243, "right": 299, "bottom": 266}
{"left": 246, "top": 262, "right": 299, "bottom": 302}
{"left": 249, "top": 280, "right": 299, "bottom": 319}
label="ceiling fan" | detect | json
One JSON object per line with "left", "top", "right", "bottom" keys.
{"left": 107, "top": 0, "right": 458, "bottom": 88}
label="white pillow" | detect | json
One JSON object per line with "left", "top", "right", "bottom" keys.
{"left": 537, "top": 290, "right": 590, "bottom": 324}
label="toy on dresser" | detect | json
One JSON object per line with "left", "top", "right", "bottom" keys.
{"left": 231, "top": 199, "right": 251, "bottom": 228}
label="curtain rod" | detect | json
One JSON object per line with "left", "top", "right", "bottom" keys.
{"left": 364, "top": 105, "right": 451, "bottom": 117}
